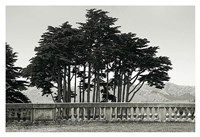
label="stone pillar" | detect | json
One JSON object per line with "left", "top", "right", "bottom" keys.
{"left": 105, "top": 107, "right": 112, "bottom": 122}
{"left": 159, "top": 107, "right": 166, "bottom": 122}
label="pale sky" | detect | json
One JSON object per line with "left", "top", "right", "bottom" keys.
{"left": 6, "top": 6, "right": 195, "bottom": 86}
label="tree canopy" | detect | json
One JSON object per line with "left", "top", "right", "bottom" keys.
{"left": 23, "top": 8, "right": 172, "bottom": 103}
{"left": 6, "top": 43, "right": 30, "bottom": 103}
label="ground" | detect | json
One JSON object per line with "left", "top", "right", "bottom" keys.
{"left": 6, "top": 122, "right": 195, "bottom": 132}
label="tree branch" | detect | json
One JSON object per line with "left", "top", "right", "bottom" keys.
{"left": 130, "top": 74, "right": 140, "bottom": 87}
{"left": 128, "top": 81, "right": 145, "bottom": 102}
{"left": 130, "top": 72, "right": 139, "bottom": 81}
{"left": 129, "top": 80, "right": 143, "bottom": 94}
{"left": 70, "top": 73, "right": 75, "bottom": 81}
{"left": 52, "top": 84, "right": 58, "bottom": 88}
{"left": 49, "top": 68, "right": 58, "bottom": 82}
{"left": 50, "top": 93, "right": 55, "bottom": 103}
{"left": 130, "top": 70, "right": 144, "bottom": 87}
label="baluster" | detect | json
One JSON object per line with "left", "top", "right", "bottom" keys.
{"left": 6, "top": 109, "right": 8, "bottom": 123}
{"left": 79, "top": 107, "right": 83, "bottom": 121}
{"left": 112, "top": 107, "right": 116, "bottom": 121}
{"left": 95, "top": 107, "right": 100, "bottom": 120}
{"left": 22, "top": 109, "right": 27, "bottom": 121}
{"left": 165, "top": 107, "right": 170, "bottom": 122}
{"left": 67, "top": 108, "right": 72, "bottom": 121}
{"left": 122, "top": 107, "right": 127, "bottom": 121}
{"left": 143, "top": 107, "right": 148, "bottom": 121}
{"left": 148, "top": 107, "right": 153, "bottom": 122}
{"left": 127, "top": 107, "right": 131, "bottom": 121}
{"left": 88, "top": 107, "right": 92, "bottom": 120}
{"left": 10, "top": 109, "right": 14, "bottom": 122}
{"left": 91, "top": 107, "right": 95, "bottom": 120}
{"left": 17, "top": 109, "right": 21, "bottom": 123}
{"left": 74, "top": 107, "right": 78, "bottom": 121}
{"left": 133, "top": 107, "right": 137, "bottom": 121}
{"left": 170, "top": 107, "right": 175, "bottom": 122}
{"left": 62, "top": 108, "right": 66, "bottom": 121}
{"left": 181, "top": 107, "right": 186, "bottom": 122}
{"left": 179, "top": 107, "right": 183, "bottom": 121}
{"left": 5, "top": 109, "right": 8, "bottom": 123}
{"left": 192, "top": 109, "right": 195, "bottom": 122}
{"left": 154, "top": 107, "right": 159, "bottom": 121}
{"left": 85, "top": 107, "right": 89, "bottom": 120}
{"left": 83, "top": 107, "right": 88, "bottom": 122}
{"left": 77, "top": 107, "right": 80, "bottom": 121}
{"left": 88, "top": 107, "right": 93, "bottom": 121}
{"left": 25, "top": 109, "right": 29, "bottom": 122}
{"left": 60, "top": 109, "right": 65, "bottom": 123}
{"left": 187, "top": 111, "right": 192, "bottom": 122}
{"left": 90, "top": 107, "right": 94, "bottom": 121}
{"left": 25, "top": 109, "right": 30, "bottom": 122}
{"left": 176, "top": 107, "right": 181, "bottom": 122}
{"left": 159, "top": 107, "right": 166, "bottom": 122}
{"left": 80, "top": 107, "right": 83, "bottom": 121}
{"left": 8, "top": 109, "right": 13, "bottom": 123}
{"left": 70, "top": 107, "right": 75, "bottom": 122}
{"left": 117, "top": 107, "right": 121, "bottom": 121}
{"left": 19, "top": 109, "right": 24, "bottom": 123}
{"left": 138, "top": 107, "right": 142, "bottom": 121}
{"left": 100, "top": 107, "right": 105, "bottom": 121}
{"left": 62, "top": 108, "right": 70, "bottom": 123}
{"left": 187, "top": 107, "right": 193, "bottom": 122}
{"left": 13, "top": 109, "right": 18, "bottom": 123}
{"left": 57, "top": 108, "right": 61, "bottom": 120}
{"left": 69, "top": 107, "right": 75, "bottom": 121}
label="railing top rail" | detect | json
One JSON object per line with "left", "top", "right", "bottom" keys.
{"left": 6, "top": 102, "right": 195, "bottom": 108}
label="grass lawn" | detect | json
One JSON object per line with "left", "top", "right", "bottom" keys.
{"left": 6, "top": 122, "right": 195, "bottom": 132}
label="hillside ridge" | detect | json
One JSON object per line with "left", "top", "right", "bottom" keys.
{"left": 22, "top": 82, "right": 195, "bottom": 103}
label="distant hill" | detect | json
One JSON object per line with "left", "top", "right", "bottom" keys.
{"left": 132, "top": 82, "right": 195, "bottom": 102}
{"left": 22, "top": 82, "right": 195, "bottom": 103}
{"left": 22, "top": 87, "right": 54, "bottom": 103}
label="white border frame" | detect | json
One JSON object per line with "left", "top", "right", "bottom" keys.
{"left": 1, "top": 0, "right": 199, "bottom": 136}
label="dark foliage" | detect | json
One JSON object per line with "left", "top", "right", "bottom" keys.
{"left": 6, "top": 43, "right": 30, "bottom": 103}
{"left": 23, "top": 9, "right": 172, "bottom": 103}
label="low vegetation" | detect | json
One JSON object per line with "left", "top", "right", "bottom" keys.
{"left": 6, "top": 122, "right": 195, "bottom": 132}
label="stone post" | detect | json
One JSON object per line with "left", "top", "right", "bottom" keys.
{"left": 159, "top": 107, "right": 166, "bottom": 122}
{"left": 105, "top": 107, "right": 112, "bottom": 122}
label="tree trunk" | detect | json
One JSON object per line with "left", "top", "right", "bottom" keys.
{"left": 82, "top": 65, "right": 86, "bottom": 102}
{"left": 113, "top": 71, "right": 117, "bottom": 98}
{"left": 117, "top": 73, "right": 122, "bottom": 102}
{"left": 57, "top": 69, "right": 62, "bottom": 119}
{"left": 113, "top": 82, "right": 116, "bottom": 99}
{"left": 67, "top": 65, "right": 71, "bottom": 102}
{"left": 79, "top": 80, "right": 82, "bottom": 102}
{"left": 122, "top": 74, "right": 126, "bottom": 102}
{"left": 106, "top": 64, "right": 109, "bottom": 102}
{"left": 74, "top": 65, "right": 77, "bottom": 102}
{"left": 117, "top": 60, "right": 123, "bottom": 102}
{"left": 87, "top": 63, "right": 91, "bottom": 102}
{"left": 96, "top": 70, "right": 100, "bottom": 102}
{"left": 93, "top": 73, "right": 96, "bottom": 102}
{"left": 125, "top": 74, "right": 130, "bottom": 102}
{"left": 57, "top": 70, "right": 62, "bottom": 102}
{"left": 63, "top": 66, "right": 69, "bottom": 118}
{"left": 63, "top": 66, "right": 67, "bottom": 102}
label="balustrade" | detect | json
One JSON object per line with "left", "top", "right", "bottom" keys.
{"left": 6, "top": 102, "right": 195, "bottom": 124}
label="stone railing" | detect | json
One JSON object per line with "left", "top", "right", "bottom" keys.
{"left": 6, "top": 102, "right": 195, "bottom": 124}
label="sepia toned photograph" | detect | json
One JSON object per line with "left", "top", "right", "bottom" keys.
{"left": 5, "top": 5, "right": 195, "bottom": 132}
